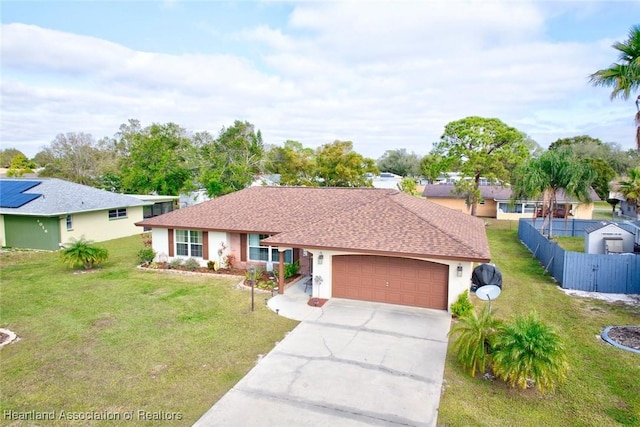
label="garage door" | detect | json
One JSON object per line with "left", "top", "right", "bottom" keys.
{"left": 332, "top": 255, "right": 449, "bottom": 309}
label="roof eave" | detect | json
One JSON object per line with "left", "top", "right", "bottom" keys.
{"left": 262, "top": 241, "right": 491, "bottom": 263}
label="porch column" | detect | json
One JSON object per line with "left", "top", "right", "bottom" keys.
{"left": 278, "top": 250, "right": 285, "bottom": 294}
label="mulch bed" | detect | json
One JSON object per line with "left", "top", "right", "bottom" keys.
{"left": 307, "top": 298, "right": 328, "bottom": 307}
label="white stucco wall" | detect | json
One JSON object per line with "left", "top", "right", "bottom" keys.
{"left": 151, "top": 227, "right": 169, "bottom": 261}
{"left": 59, "top": 206, "right": 146, "bottom": 245}
{"left": 585, "top": 225, "right": 634, "bottom": 254}
{"left": 306, "top": 249, "right": 474, "bottom": 312}
{"left": 207, "top": 231, "right": 230, "bottom": 267}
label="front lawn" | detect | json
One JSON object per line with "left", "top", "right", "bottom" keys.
{"left": 438, "top": 227, "right": 640, "bottom": 426}
{"left": 0, "top": 235, "right": 298, "bottom": 426}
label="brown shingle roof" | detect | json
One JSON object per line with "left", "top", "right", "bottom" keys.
{"left": 137, "top": 186, "right": 491, "bottom": 262}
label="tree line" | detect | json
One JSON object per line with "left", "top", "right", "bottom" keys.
{"left": 1, "top": 119, "right": 379, "bottom": 196}
{"left": 3, "top": 115, "right": 637, "bottom": 203}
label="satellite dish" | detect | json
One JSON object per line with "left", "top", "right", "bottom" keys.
{"left": 471, "top": 264, "right": 502, "bottom": 292}
{"left": 475, "top": 285, "right": 501, "bottom": 301}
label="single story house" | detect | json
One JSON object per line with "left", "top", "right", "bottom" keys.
{"left": 422, "top": 184, "right": 599, "bottom": 220}
{"left": 0, "top": 178, "right": 154, "bottom": 250}
{"left": 584, "top": 222, "right": 635, "bottom": 254}
{"left": 128, "top": 194, "right": 179, "bottom": 231}
{"left": 136, "top": 186, "right": 491, "bottom": 311}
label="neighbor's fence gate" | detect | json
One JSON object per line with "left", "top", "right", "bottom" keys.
{"left": 518, "top": 220, "right": 640, "bottom": 294}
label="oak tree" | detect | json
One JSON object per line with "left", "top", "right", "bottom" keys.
{"left": 432, "top": 116, "right": 529, "bottom": 216}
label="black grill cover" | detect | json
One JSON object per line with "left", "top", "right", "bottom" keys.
{"left": 471, "top": 264, "right": 503, "bottom": 292}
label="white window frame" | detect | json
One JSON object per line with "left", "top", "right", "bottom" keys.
{"left": 108, "top": 208, "right": 127, "bottom": 220}
{"left": 248, "top": 234, "right": 292, "bottom": 263}
{"left": 175, "top": 230, "right": 203, "bottom": 258}
{"left": 66, "top": 214, "right": 73, "bottom": 231}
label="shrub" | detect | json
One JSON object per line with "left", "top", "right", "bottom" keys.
{"left": 245, "top": 268, "right": 264, "bottom": 282}
{"left": 256, "top": 280, "right": 277, "bottom": 290}
{"left": 449, "top": 306, "right": 502, "bottom": 377}
{"left": 183, "top": 258, "right": 200, "bottom": 271}
{"left": 60, "top": 237, "right": 109, "bottom": 270}
{"left": 137, "top": 247, "right": 156, "bottom": 265}
{"left": 450, "top": 290, "right": 473, "bottom": 318}
{"left": 168, "top": 258, "right": 183, "bottom": 269}
{"left": 223, "top": 253, "right": 236, "bottom": 269}
{"left": 284, "top": 260, "right": 300, "bottom": 279}
{"left": 207, "top": 260, "right": 219, "bottom": 271}
{"left": 492, "top": 311, "right": 569, "bottom": 393}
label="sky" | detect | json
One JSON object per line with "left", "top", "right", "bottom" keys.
{"left": 1, "top": 0, "right": 640, "bottom": 160}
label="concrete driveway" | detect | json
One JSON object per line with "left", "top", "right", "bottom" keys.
{"left": 193, "top": 299, "right": 451, "bottom": 426}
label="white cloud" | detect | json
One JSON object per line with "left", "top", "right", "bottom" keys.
{"left": 1, "top": 2, "right": 638, "bottom": 160}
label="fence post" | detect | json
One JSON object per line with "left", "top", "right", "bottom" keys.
{"left": 544, "top": 256, "right": 554, "bottom": 274}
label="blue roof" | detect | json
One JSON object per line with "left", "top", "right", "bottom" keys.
{"left": 0, "top": 180, "right": 42, "bottom": 208}
{"left": 0, "top": 178, "right": 151, "bottom": 216}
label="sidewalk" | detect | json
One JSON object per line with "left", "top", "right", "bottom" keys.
{"left": 266, "top": 276, "right": 325, "bottom": 321}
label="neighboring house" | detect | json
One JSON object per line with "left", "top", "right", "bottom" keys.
{"left": 128, "top": 194, "right": 179, "bottom": 231}
{"left": 179, "top": 189, "right": 211, "bottom": 208}
{"left": 608, "top": 185, "right": 639, "bottom": 220}
{"left": 422, "top": 184, "right": 599, "bottom": 220}
{"left": 434, "top": 172, "right": 495, "bottom": 186}
{"left": 620, "top": 199, "right": 639, "bottom": 220}
{"left": 584, "top": 222, "right": 635, "bottom": 254}
{"left": 0, "top": 178, "right": 152, "bottom": 250}
{"left": 251, "top": 174, "right": 281, "bottom": 187}
{"left": 137, "top": 186, "right": 491, "bottom": 311}
{"left": 368, "top": 172, "right": 402, "bottom": 189}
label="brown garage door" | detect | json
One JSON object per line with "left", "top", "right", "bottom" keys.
{"left": 332, "top": 255, "right": 449, "bottom": 309}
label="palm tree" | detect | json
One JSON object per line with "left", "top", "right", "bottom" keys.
{"left": 589, "top": 25, "right": 640, "bottom": 152}
{"left": 618, "top": 167, "right": 640, "bottom": 218}
{"left": 511, "top": 149, "right": 596, "bottom": 238}
{"left": 60, "top": 237, "right": 109, "bottom": 270}
{"left": 492, "top": 312, "right": 569, "bottom": 393}
{"left": 449, "top": 306, "right": 502, "bottom": 377}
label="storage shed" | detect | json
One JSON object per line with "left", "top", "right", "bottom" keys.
{"left": 584, "top": 222, "right": 634, "bottom": 255}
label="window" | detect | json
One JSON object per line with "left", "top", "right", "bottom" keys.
{"left": 176, "top": 230, "right": 203, "bottom": 258}
{"left": 108, "top": 208, "right": 127, "bottom": 219}
{"left": 498, "top": 203, "right": 521, "bottom": 213}
{"left": 66, "top": 214, "right": 73, "bottom": 230}
{"left": 248, "top": 234, "right": 292, "bottom": 263}
{"left": 498, "top": 202, "right": 537, "bottom": 214}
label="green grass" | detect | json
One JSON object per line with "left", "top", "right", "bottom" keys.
{"left": 593, "top": 200, "right": 618, "bottom": 220}
{"left": 0, "top": 236, "right": 298, "bottom": 426}
{"left": 438, "top": 227, "right": 640, "bottom": 426}
{"left": 554, "top": 236, "right": 584, "bottom": 252}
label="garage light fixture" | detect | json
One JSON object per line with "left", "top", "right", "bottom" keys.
{"left": 318, "top": 252, "right": 324, "bottom": 265}
{"left": 457, "top": 263, "right": 463, "bottom": 277}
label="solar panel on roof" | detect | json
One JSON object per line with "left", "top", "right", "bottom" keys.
{"left": 0, "top": 180, "right": 42, "bottom": 208}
